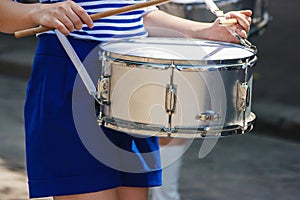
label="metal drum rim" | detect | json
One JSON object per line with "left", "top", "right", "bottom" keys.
{"left": 103, "top": 54, "right": 257, "bottom": 71}
{"left": 99, "top": 112, "right": 256, "bottom": 138}
{"left": 100, "top": 37, "right": 257, "bottom": 71}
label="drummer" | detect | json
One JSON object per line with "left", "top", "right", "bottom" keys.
{"left": 0, "top": 0, "right": 252, "bottom": 199}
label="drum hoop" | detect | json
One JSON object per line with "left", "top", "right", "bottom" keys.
{"left": 100, "top": 112, "right": 256, "bottom": 138}
{"left": 104, "top": 53, "right": 257, "bottom": 71}
{"left": 100, "top": 38, "right": 257, "bottom": 71}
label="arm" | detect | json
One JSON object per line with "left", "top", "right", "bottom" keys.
{"left": 0, "top": 0, "right": 93, "bottom": 35}
{"left": 143, "top": 10, "right": 211, "bottom": 38}
{"left": 0, "top": 0, "right": 38, "bottom": 33}
{"left": 143, "top": 9, "right": 252, "bottom": 43}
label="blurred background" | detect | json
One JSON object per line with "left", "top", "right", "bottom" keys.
{"left": 1, "top": 0, "right": 300, "bottom": 199}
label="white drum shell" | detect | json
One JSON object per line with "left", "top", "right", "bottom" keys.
{"left": 105, "top": 64, "right": 253, "bottom": 127}
{"left": 98, "top": 38, "right": 257, "bottom": 137}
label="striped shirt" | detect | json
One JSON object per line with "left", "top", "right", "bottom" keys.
{"left": 36, "top": 0, "right": 157, "bottom": 41}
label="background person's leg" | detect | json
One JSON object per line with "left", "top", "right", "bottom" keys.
{"left": 150, "top": 139, "right": 187, "bottom": 200}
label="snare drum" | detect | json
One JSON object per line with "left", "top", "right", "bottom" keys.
{"left": 97, "top": 37, "right": 257, "bottom": 138}
{"left": 158, "top": 0, "right": 270, "bottom": 36}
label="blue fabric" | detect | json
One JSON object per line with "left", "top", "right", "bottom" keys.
{"left": 24, "top": 34, "right": 161, "bottom": 198}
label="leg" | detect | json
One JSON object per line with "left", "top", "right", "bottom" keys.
{"left": 53, "top": 188, "right": 118, "bottom": 200}
{"left": 117, "top": 186, "right": 149, "bottom": 200}
{"left": 151, "top": 154, "right": 183, "bottom": 200}
{"left": 150, "top": 138, "right": 187, "bottom": 200}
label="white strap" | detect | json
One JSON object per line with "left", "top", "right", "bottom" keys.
{"left": 55, "top": 30, "right": 98, "bottom": 97}
{"left": 204, "top": 0, "right": 221, "bottom": 15}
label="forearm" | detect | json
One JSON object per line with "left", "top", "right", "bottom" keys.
{"left": 0, "top": 0, "right": 41, "bottom": 33}
{"left": 0, "top": 0, "right": 93, "bottom": 35}
{"left": 144, "top": 9, "right": 253, "bottom": 44}
{"left": 143, "top": 10, "right": 211, "bottom": 39}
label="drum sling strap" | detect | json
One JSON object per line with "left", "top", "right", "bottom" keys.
{"left": 55, "top": 30, "right": 101, "bottom": 105}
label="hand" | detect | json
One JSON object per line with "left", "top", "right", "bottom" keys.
{"left": 207, "top": 10, "right": 252, "bottom": 43}
{"left": 31, "top": 0, "right": 93, "bottom": 35}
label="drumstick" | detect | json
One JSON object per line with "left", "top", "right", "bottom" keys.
{"left": 204, "top": 0, "right": 237, "bottom": 26}
{"left": 14, "top": 0, "right": 170, "bottom": 38}
{"left": 219, "top": 18, "right": 238, "bottom": 26}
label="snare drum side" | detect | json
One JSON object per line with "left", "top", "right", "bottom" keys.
{"left": 170, "top": 57, "right": 256, "bottom": 137}
{"left": 98, "top": 37, "right": 257, "bottom": 138}
{"left": 109, "top": 62, "right": 170, "bottom": 126}
{"left": 99, "top": 54, "right": 173, "bottom": 135}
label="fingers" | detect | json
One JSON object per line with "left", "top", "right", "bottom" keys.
{"left": 230, "top": 12, "right": 251, "bottom": 32}
{"left": 71, "top": 4, "right": 94, "bottom": 29}
{"left": 54, "top": 5, "right": 77, "bottom": 34}
{"left": 238, "top": 10, "right": 253, "bottom": 17}
{"left": 235, "top": 25, "right": 248, "bottom": 38}
{"left": 225, "top": 10, "right": 252, "bottom": 38}
{"left": 63, "top": 1, "right": 94, "bottom": 33}
{"left": 39, "top": 1, "right": 93, "bottom": 35}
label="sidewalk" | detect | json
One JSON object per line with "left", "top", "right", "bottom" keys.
{"left": 0, "top": 158, "right": 29, "bottom": 200}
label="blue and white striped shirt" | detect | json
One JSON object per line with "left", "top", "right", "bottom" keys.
{"left": 37, "top": 0, "right": 157, "bottom": 41}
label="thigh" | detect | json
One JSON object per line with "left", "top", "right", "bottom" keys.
{"left": 53, "top": 188, "right": 118, "bottom": 200}
{"left": 53, "top": 187, "right": 148, "bottom": 200}
{"left": 117, "top": 186, "right": 149, "bottom": 200}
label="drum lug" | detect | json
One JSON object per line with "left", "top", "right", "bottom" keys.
{"left": 164, "top": 64, "right": 177, "bottom": 134}
{"left": 165, "top": 83, "right": 177, "bottom": 135}
{"left": 196, "top": 110, "right": 222, "bottom": 122}
{"left": 165, "top": 84, "right": 177, "bottom": 114}
{"left": 97, "top": 76, "right": 111, "bottom": 104}
{"left": 236, "top": 82, "right": 250, "bottom": 111}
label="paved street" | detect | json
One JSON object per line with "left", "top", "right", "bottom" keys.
{"left": 0, "top": 75, "right": 26, "bottom": 169}
{"left": 0, "top": 75, "right": 50, "bottom": 200}
{"left": 179, "top": 135, "right": 300, "bottom": 200}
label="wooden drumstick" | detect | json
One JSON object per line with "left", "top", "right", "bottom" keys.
{"left": 219, "top": 18, "right": 238, "bottom": 26}
{"left": 14, "top": 0, "right": 170, "bottom": 38}
{"left": 204, "top": 0, "right": 238, "bottom": 26}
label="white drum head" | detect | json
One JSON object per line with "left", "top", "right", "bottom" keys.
{"left": 100, "top": 37, "right": 255, "bottom": 68}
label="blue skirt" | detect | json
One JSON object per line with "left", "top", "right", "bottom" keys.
{"left": 24, "top": 34, "right": 162, "bottom": 198}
